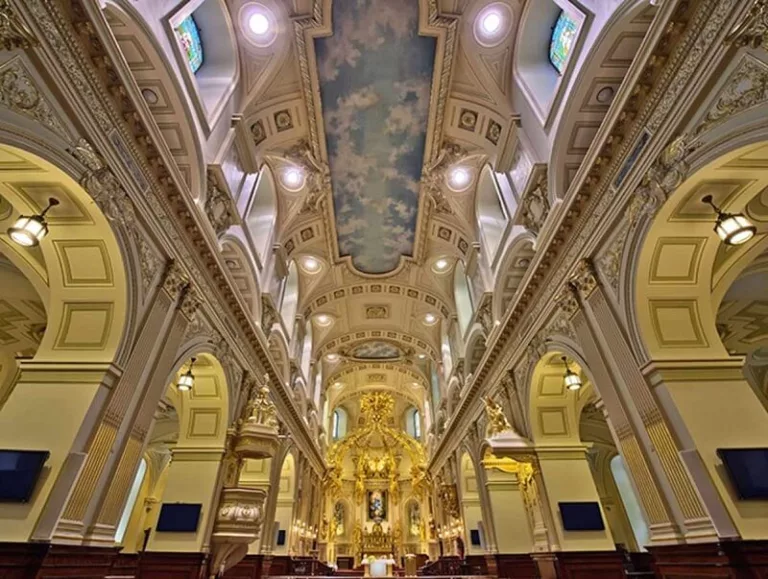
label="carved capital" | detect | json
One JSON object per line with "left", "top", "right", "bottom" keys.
{"left": 162, "top": 261, "right": 189, "bottom": 300}
{"left": 180, "top": 284, "right": 202, "bottom": 320}
{"left": 520, "top": 174, "right": 549, "bottom": 236}
{"left": 570, "top": 258, "right": 599, "bottom": 299}
{"left": 260, "top": 296, "right": 278, "bottom": 338}
{"left": 556, "top": 284, "right": 580, "bottom": 319}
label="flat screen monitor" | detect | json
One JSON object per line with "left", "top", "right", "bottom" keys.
{"left": 470, "top": 529, "right": 481, "bottom": 546}
{"left": 277, "top": 529, "right": 287, "bottom": 546}
{"left": 156, "top": 503, "right": 202, "bottom": 532}
{"left": 0, "top": 450, "right": 50, "bottom": 503}
{"left": 559, "top": 502, "right": 605, "bottom": 531}
{"left": 717, "top": 448, "right": 768, "bottom": 499}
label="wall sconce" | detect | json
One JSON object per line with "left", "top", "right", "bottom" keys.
{"left": 7, "top": 197, "right": 59, "bottom": 247}
{"left": 702, "top": 194, "right": 756, "bottom": 246}
{"left": 177, "top": 357, "right": 197, "bottom": 392}
{"left": 562, "top": 356, "right": 582, "bottom": 391}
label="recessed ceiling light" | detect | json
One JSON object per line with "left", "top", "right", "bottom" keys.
{"left": 248, "top": 12, "right": 270, "bottom": 35}
{"left": 434, "top": 258, "right": 449, "bottom": 272}
{"left": 301, "top": 256, "right": 321, "bottom": 273}
{"left": 417, "top": 353, "right": 427, "bottom": 359}
{"left": 326, "top": 353, "right": 339, "bottom": 362}
{"left": 333, "top": 381, "right": 343, "bottom": 389}
{"left": 411, "top": 382, "right": 420, "bottom": 388}
{"left": 315, "top": 314, "right": 331, "bottom": 326}
{"left": 281, "top": 166, "right": 305, "bottom": 191}
{"left": 447, "top": 166, "right": 471, "bottom": 191}
{"left": 482, "top": 12, "right": 502, "bottom": 34}
{"left": 424, "top": 313, "right": 437, "bottom": 325}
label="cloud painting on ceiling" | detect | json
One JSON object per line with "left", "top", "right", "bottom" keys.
{"left": 315, "top": 0, "right": 436, "bottom": 274}
{"left": 352, "top": 341, "right": 403, "bottom": 360}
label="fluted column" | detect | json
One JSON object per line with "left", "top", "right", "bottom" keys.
{"left": 88, "top": 265, "right": 202, "bottom": 541}
{"left": 566, "top": 259, "right": 719, "bottom": 543}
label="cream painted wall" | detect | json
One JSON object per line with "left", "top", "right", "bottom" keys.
{"left": 485, "top": 470, "right": 534, "bottom": 553}
{"left": 0, "top": 370, "right": 109, "bottom": 542}
{"left": 538, "top": 449, "right": 615, "bottom": 551}
{"left": 147, "top": 451, "right": 223, "bottom": 552}
{"left": 663, "top": 376, "right": 768, "bottom": 539}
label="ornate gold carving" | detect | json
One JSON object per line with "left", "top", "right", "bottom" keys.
{"left": 0, "top": 1, "right": 37, "bottom": 50}
{"left": 726, "top": 0, "right": 768, "bottom": 51}
{"left": 0, "top": 58, "right": 65, "bottom": 137}
{"left": 484, "top": 395, "right": 512, "bottom": 437}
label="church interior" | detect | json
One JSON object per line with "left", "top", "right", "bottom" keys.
{"left": 1, "top": 0, "right": 768, "bottom": 577}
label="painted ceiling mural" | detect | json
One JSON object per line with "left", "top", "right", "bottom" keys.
{"left": 315, "top": 0, "right": 436, "bottom": 274}
{"left": 352, "top": 341, "right": 403, "bottom": 360}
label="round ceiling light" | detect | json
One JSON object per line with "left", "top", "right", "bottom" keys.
{"left": 315, "top": 313, "right": 332, "bottom": 326}
{"left": 281, "top": 166, "right": 305, "bottom": 191}
{"left": 301, "top": 255, "right": 321, "bottom": 273}
{"left": 482, "top": 12, "right": 502, "bottom": 34}
{"left": 447, "top": 166, "right": 472, "bottom": 191}
{"left": 424, "top": 313, "right": 437, "bottom": 325}
{"left": 248, "top": 12, "right": 270, "bottom": 35}
{"left": 240, "top": 3, "right": 278, "bottom": 47}
{"left": 326, "top": 353, "right": 339, "bottom": 362}
{"left": 432, "top": 258, "right": 451, "bottom": 274}
{"left": 474, "top": 3, "right": 513, "bottom": 47}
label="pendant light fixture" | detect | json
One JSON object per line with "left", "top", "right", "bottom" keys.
{"left": 702, "top": 195, "right": 756, "bottom": 246}
{"left": 177, "top": 357, "right": 197, "bottom": 392}
{"left": 7, "top": 197, "right": 60, "bottom": 247}
{"left": 562, "top": 356, "right": 582, "bottom": 391}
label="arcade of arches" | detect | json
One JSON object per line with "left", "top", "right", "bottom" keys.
{"left": 2, "top": 1, "right": 768, "bottom": 578}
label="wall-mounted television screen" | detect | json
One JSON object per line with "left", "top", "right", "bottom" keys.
{"left": 559, "top": 502, "right": 605, "bottom": 531}
{"left": 470, "top": 529, "right": 481, "bottom": 546}
{"left": 156, "top": 503, "right": 202, "bottom": 532}
{"left": 0, "top": 450, "right": 50, "bottom": 503}
{"left": 277, "top": 529, "right": 287, "bottom": 546}
{"left": 717, "top": 448, "right": 768, "bottom": 499}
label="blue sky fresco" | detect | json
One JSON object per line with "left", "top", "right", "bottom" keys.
{"left": 316, "top": 0, "right": 436, "bottom": 274}
{"left": 352, "top": 341, "right": 403, "bottom": 360}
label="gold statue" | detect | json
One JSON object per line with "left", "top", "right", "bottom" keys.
{"left": 484, "top": 395, "right": 512, "bottom": 436}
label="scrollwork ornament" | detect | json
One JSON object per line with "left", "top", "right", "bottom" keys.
{"left": 0, "top": 59, "right": 65, "bottom": 137}
{"left": 162, "top": 261, "right": 189, "bottom": 300}
{"left": 284, "top": 140, "right": 331, "bottom": 213}
{"left": 570, "top": 258, "right": 599, "bottom": 299}
{"left": 726, "top": 0, "right": 768, "bottom": 52}
{"left": 421, "top": 141, "right": 467, "bottom": 215}
{"left": 204, "top": 170, "right": 239, "bottom": 237}
{"left": 520, "top": 175, "right": 549, "bottom": 236}
{"left": 180, "top": 284, "right": 202, "bottom": 320}
{"left": 0, "top": 1, "right": 38, "bottom": 51}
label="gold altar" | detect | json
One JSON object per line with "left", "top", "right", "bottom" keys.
{"left": 321, "top": 393, "right": 431, "bottom": 567}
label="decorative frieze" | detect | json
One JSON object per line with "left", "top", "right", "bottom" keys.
{"left": 204, "top": 170, "right": 239, "bottom": 237}
{"left": 0, "top": 58, "right": 66, "bottom": 137}
{"left": 519, "top": 175, "right": 549, "bottom": 236}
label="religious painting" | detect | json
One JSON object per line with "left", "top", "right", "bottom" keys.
{"left": 549, "top": 10, "right": 578, "bottom": 75}
{"left": 367, "top": 489, "right": 388, "bottom": 521}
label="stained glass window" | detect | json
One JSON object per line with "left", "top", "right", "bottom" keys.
{"left": 175, "top": 15, "right": 204, "bottom": 74}
{"left": 549, "top": 10, "right": 578, "bottom": 75}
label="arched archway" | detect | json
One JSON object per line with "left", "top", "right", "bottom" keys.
{"left": 0, "top": 143, "right": 130, "bottom": 542}
{"left": 459, "top": 452, "right": 484, "bottom": 555}
{"left": 272, "top": 451, "right": 297, "bottom": 555}
{"left": 632, "top": 139, "right": 768, "bottom": 540}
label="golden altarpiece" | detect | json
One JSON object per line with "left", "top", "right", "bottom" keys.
{"left": 319, "top": 393, "right": 432, "bottom": 566}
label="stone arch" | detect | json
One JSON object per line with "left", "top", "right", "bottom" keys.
{"left": 633, "top": 140, "right": 768, "bottom": 362}
{"left": 220, "top": 234, "right": 261, "bottom": 319}
{"left": 103, "top": 0, "right": 206, "bottom": 200}
{"left": 0, "top": 144, "right": 129, "bottom": 364}
{"left": 493, "top": 233, "right": 536, "bottom": 321}
{"left": 272, "top": 449, "right": 298, "bottom": 555}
